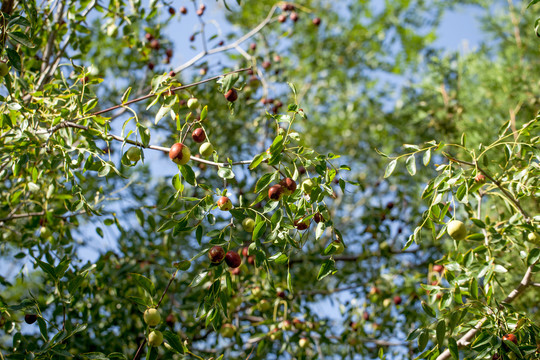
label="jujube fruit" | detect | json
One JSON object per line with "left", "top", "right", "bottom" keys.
{"left": 126, "top": 147, "right": 141, "bottom": 162}
{"left": 143, "top": 308, "right": 161, "bottom": 327}
{"left": 199, "top": 142, "right": 214, "bottom": 158}
{"left": 208, "top": 246, "right": 225, "bottom": 263}
{"left": 447, "top": 220, "right": 467, "bottom": 240}
{"left": 217, "top": 196, "right": 233, "bottom": 211}
{"left": 225, "top": 251, "right": 241, "bottom": 268}
{"left": 192, "top": 128, "right": 206, "bottom": 143}
{"left": 294, "top": 218, "right": 309, "bottom": 230}
{"left": 25, "top": 314, "right": 37, "bottom": 324}
{"left": 268, "top": 184, "right": 284, "bottom": 201}
{"left": 169, "top": 143, "right": 191, "bottom": 165}
{"left": 148, "top": 330, "right": 163, "bottom": 346}
{"left": 279, "top": 178, "right": 297, "bottom": 195}
{"left": 242, "top": 218, "right": 255, "bottom": 232}
{"left": 187, "top": 97, "right": 199, "bottom": 110}
{"left": 225, "top": 89, "right": 238, "bottom": 102}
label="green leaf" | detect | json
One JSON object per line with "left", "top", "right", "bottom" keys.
{"left": 6, "top": 48, "right": 21, "bottom": 71}
{"left": 448, "top": 338, "right": 459, "bottom": 360}
{"left": 180, "top": 164, "right": 196, "bottom": 185}
{"left": 8, "top": 31, "right": 34, "bottom": 48}
{"left": 217, "top": 167, "right": 235, "bottom": 179}
{"left": 162, "top": 330, "right": 184, "bottom": 354}
{"left": 527, "top": 0, "right": 540, "bottom": 8}
{"left": 248, "top": 153, "right": 264, "bottom": 170}
{"left": 406, "top": 154, "right": 416, "bottom": 176}
{"left": 423, "top": 149, "right": 431, "bottom": 166}
{"left": 527, "top": 248, "right": 540, "bottom": 266}
{"left": 130, "top": 273, "right": 156, "bottom": 297}
{"left": 35, "top": 259, "right": 57, "bottom": 280}
{"left": 384, "top": 159, "right": 397, "bottom": 178}
{"left": 252, "top": 221, "right": 266, "bottom": 241}
{"left": 418, "top": 330, "right": 428, "bottom": 351}
{"left": 436, "top": 320, "right": 446, "bottom": 349}
{"left": 138, "top": 124, "right": 151, "bottom": 147}
{"left": 421, "top": 301, "right": 436, "bottom": 318}
{"left": 317, "top": 259, "right": 336, "bottom": 280}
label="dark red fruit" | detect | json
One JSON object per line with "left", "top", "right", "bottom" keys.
{"left": 180, "top": 6, "right": 187, "bottom": 14}
{"left": 475, "top": 173, "right": 486, "bottom": 182}
{"left": 290, "top": 12, "right": 299, "bottom": 22}
{"left": 197, "top": 8, "right": 204, "bottom": 16}
{"left": 502, "top": 334, "right": 517, "bottom": 345}
{"left": 25, "top": 314, "right": 37, "bottom": 324}
{"left": 150, "top": 39, "right": 160, "bottom": 50}
{"left": 169, "top": 70, "right": 176, "bottom": 77}
{"left": 433, "top": 264, "right": 444, "bottom": 273}
{"left": 312, "top": 17, "right": 321, "bottom": 26}
{"left": 298, "top": 166, "right": 306, "bottom": 175}
{"left": 393, "top": 295, "right": 402, "bottom": 305}
{"left": 225, "top": 251, "right": 241, "bottom": 268}
{"left": 249, "top": 43, "right": 257, "bottom": 51}
{"left": 148, "top": 62, "right": 154, "bottom": 70}
{"left": 218, "top": 40, "right": 224, "bottom": 46}
{"left": 262, "top": 61, "right": 271, "bottom": 70}
{"left": 492, "top": 354, "right": 500, "bottom": 360}
{"left": 166, "top": 49, "right": 173, "bottom": 58}
{"left": 145, "top": 33, "right": 154, "bottom": 41}
{"left": 279, "top": 178, "right": 297, "bottom": 195}
{"left": 192, "top": 128, "right": 206, "bottom": 143}
{"left": 278, "top": 14, "right": 287, "bottom": 23}
{"left": 199, "top": 4, "right": 206, "bottom": 10}
{"left": 268, "top": 185, "right": 284, "bottom": 201}
{"left": 362, "top": 312, "right": 369, "bottom": 321}
{"left": 294, "top": 218, "right": 309, "bottom": 230}
{"left": 166, "top": 313, "right": 175, "bottom": 327}
{"left": 313, "top": 212, "right": 324, "bottom": 223}
{"left": 242, "top": 247, "right": 249, "bottom": 257}
{"left": 247, "top": 255, "right": 255, "bottom": 265}
{"left": 224, "top": 89, "right": 238, "bottom": 102}
{"left": 277, "top": 290, "right": 286, "bottom": 299}
{"left": 208, "top": 246, "right": 225, "bottom": 263}
{"left": 190, "top": 34, "right": 195, "bottom": 42}
{"left": 168, "top": 7, "right": 175, "bottom": 15}
{"left": 386, "top": 202, "right": 394, "bottom": 209}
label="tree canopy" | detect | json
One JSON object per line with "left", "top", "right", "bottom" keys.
{"left": 0, "top": 1, "right": 539, "bottom": 360}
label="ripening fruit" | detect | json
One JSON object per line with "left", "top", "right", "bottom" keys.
{"left": 269, "top": 327, "right": 282, "bottom": 341}
{"left": 278, "top": 14, "right": 287, "bottom": 23}
{"left": 268, "top": 184, "right": 284, "bottom": 201}
{"left": 180, "top": 6, "right": 187, "bottom": 14}
{"left": 143, "top": 308, "right": 161, "bottom": 327}
{"left": 25, "top": 314, "right": 37, "bottom": 324}
{"left": 475, "top": 173, "right": 486, "bottom": 182}
{"left": 394, "top": 295, "right": 402, "bottom": 305}
{"left": 294, "top": 218, "right": 310, "bottom": 230}
{"left": 148, "top": 330, "right": 163, "bottom": 346}
{"left": 126, "top": 146, "right": 141, "bottom": 162}
{"left": 502, "top": 333, "right": 518, "bottom": 345}
{"left": 313, "top": 212, "right": 324, "bottom": 223}
{"left": 208, "top": 245, "right": 225, "bottom": 263}
{"left": 293, "top": 318, "right": 304, "bottom": 329}
{"left": 301, "top": 179, "right": 315, "bottom": 194}
{"left": 187, "top": 97, "right": 200, "bottom": 110}
{"left": 225, "top": 251, "right": 241, "bottom": 268}
{"left": 150, "top": 39, "right": 160, "bottom": 50}
{"left": 332, "top": 240, "right": 344, "bottom": 254}
{"left": 0, "top": 62, "right": 9, "bottom": 77}
{"left": 225, "top": 89, "right": 238, "bottom": 102}
{"left": 242, "top": 218, "right": 255, "bottom": 232}
{"left": 312, "top": 17, "right": 321, "bottom": 26}
{"left": 199, "top": 142, "right": 214, "bottom": 158}
{"left": 279, "top": 178, "right": 297, "bottom": 195}
{"left": 217, "top": 196, "right": 233, "bottom": 211}
{"left": 221, "top": 323, "right": 236, "bottom": 338}
{"left": 40, "top": 226, "right": 52, "bottom": 239}
{"left": 169, "top": 143, "right": 191, "bottom": 165}
{"left": 280, "top": 320, "right": 292, "bottom": 331}
{"left": 447, "top": 220, "right": 467, "bottom": 240}
{"left": 433, "top": 264, "right": 444, "bottom": 273}
{"left": 192, "top": 128, "right": 206, "bottom": 143}
{"left": 299, "top": 337, "right": 309, "bottom": 348}
{"left": 290, "top": 12, "right": 299, "bottom": 22}
{"left": 383, "top": 298, "right": 392, "bottom": 308}
{"left": 251, "top": 286, "right": 262, "bottom": 297}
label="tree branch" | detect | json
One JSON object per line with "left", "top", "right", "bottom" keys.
{"left": 436, "top": 259, "right": 538, "bottom": 360}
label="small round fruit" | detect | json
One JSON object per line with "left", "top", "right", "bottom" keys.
{"left": 221, "top": 323, "right": 236, "bottom": 338}
{"left": 0, "top": 62, "right": 9, "bottom": 77}
{"left": 383, "top": 298, "right": 392, "bottom": 308}
{"left": 279, "top": 178, "right": 297, "bottom": 195}
{"left": 180, "top": 6, "right": 187, "bottom": 14}
{"left": 168, "top": 7, "right": 175, "bottom": 15}
{"left": 242, "top": 218, "right": 255, "bottom": 232}
{"left": 225, "top": 251, "right": 241, "bottom": 268}
{"left": 299, "top": 337, "right": 309, "bottom": 348}
{"left": 294, "top": 218, "right": 310, "bottom": 230}
{"left": 332, "top": 240, "right": 344, "bottom": 254}
{"left": 208, "top": 246, "right": 225, "bottom": 263}
{"left": 150, "top": 39, "right": 160, "bottom": 50}
{"left": 258, "top": 299, "right": 271, "bottom": 311}
{"left": 217, "top": 196, "right": 233, "bottom": 211}
{"left": 148, "top": 330, "right": 163, "bottom": 347}
{"left": 362, "top": 312, "right": 370, "bottom": 321}
{"left": 301, "top": 179, "right": 315, "bottom": 194}
{"left": 252, "top": 286, "right": 262, "bottom": 297}
{"left": 447, "top": 220, "right": 467, "bottom": 241}
{"left": 269, "top": 327, "right": 282, "bottom": 341}
{"left": 225, "top": 89, "right": 238, "bottom": 102}
{"left": 192, "top": 128, "right": 206, "bottom": 143}
{"left": 312, "top": 17, "right": 321, "bottom": 26}
{"left": 502, "top": 333, "right": 518, "bottom": 345}
{"left": 25, "top": 314, "right": 37, "bottom": 324}
{"left": 278, "top": 14, "right": 287, "bottom": 23}
{"left": 475, "top": 173, "right": 486, "bottom": 183}
{"left": 293, "top": 318, "right": 304, "bottom": 329}
{"left": 126, "top": 147, "right": 141, "bottom": 162}
{"left": 199, "top": 142, "right": 214, "bottom": 158}
{"left": 143, "top": 308, "right": 161, "bottom": 327}
{"left": 393, "top": 295, "right": 402, "bottom": 305}
{"left": 39, "top": 226, "right": 52, "bottom": 239}
{"left": 242, "top": 247, "right": 250, "bottom": 257}
{"left": 313, "top": 212, "right": 324, "bottom": 223}
{"left": 290, "top": 12, "right": 299, "bottom": 22}
{"left": 187, "top": 97, "right": 199, "bottom": 110}
{"left": 169, "top": 143, "right": 191, "bottom": 165}
{"left": 433, "top": 264, "right": 444, "bottom": 273}
{"left": 268, "top": 184, "right": 284, "bottom": 201}
{"left": 165, "top": 313, "right": 176, "bottom": 327}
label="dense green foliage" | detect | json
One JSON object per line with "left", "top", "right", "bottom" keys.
{"left": 0, "top": 1, "right": 538, "bottom": 360}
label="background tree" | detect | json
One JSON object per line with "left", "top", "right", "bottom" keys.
{"left": 0, "top": 1, "right": 538, "bottom": 360}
